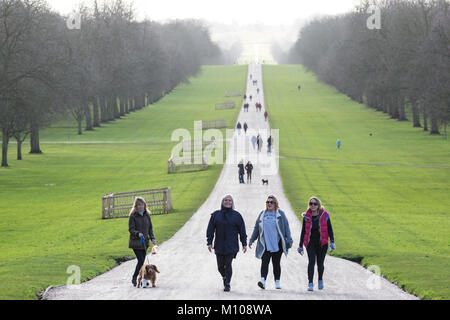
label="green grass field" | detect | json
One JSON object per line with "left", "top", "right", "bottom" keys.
{"left": 0, "top": 65, "right": 247, "bottom": 300}
{"left": 263, "top": 65, "right": 450, "bottom": 300}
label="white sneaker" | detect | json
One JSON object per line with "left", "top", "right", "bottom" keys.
{"left": 275, "top": 280, "right": 281, "bottom": 289}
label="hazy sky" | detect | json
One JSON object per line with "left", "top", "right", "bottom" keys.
{"left": 48, "top": 0, "right": 359, "bottom": 26}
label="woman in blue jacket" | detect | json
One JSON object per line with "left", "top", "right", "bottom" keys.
{"left": 206, "top": 195, "right": 247, "bottom": 292}
{"left": 249, "top": 195, "right": 293, "bottom": 290}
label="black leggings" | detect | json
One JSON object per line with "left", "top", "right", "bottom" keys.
{"left": 132, "top": 249, "right": 147, "bottom": 279}
{"left": 260, "top": 242, "right": 283, "bottom": 280}
{"left": 306, "top": 241, "right": 328, "bottom": 283}
{"left": 216, "top": 253, "right": 235, "bottom": 286}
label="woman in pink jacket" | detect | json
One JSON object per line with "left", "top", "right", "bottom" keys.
{"left": 298, "top": 196, "right": 335, "bottom": 291}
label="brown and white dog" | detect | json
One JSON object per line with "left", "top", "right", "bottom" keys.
{"left": 137, "top": 264, "right": 160, "bottom": 288}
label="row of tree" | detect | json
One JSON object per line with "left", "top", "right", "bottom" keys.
{"left": 280, "top": 0, "right": 449, "bottom": 136}
{"left": 1, "top": 0, "right": 223, "bottom": 167}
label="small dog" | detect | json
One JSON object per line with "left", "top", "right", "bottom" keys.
{"left": 262, "top": 179, "right": 269, "bottom": 185}
{"left": 137, "top": 264, "right": 160, "bottom": 288}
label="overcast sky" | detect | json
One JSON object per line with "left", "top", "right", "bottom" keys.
{"left": 48, "top": 0, "right": 360, "bottom": 26}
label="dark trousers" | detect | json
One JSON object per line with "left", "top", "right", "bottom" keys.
{"left": 132, "top": 248, "right": 147, "bottom": 279}
{"left": 306, "top": 240, "right": 328, "bottom": 283}
{"left": 216, "top": 253, "right": 235, "bottom": 286}
{"left": 247, "top": 171, "right": 252, "bottom": 182}
{"left": 260, "top": 241, "right": 283, "bottom": 280}
{"left": 239, "top": 173, "right": 244, "bottom": 183}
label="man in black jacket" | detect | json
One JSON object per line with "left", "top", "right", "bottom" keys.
{"left": 206, "top": 195, "right": 247, "bottom": 292}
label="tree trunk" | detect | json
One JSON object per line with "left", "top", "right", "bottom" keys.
{"left": 16, "top": 135, "right": 22, "bottom": 160}
{"left": 77, "top": 117, "right": 82, "bottom": 135}
{"left": 125, "top": 97, "right": 130, "bottom": 114}
{"left": 2, "top": 128, "right": 9, "bottom": 167}
{"left": 422, "top": 104, "right": 428, "bottom": 131}
{"left": 29, "top": 120, "right": 42, "bottom": 154}
{"left": 84, "top": 101, "right": 93, "bottom": 131}
{"left": 430, "top": 114, "right": 440, "bottom": 135}
{"left": 412, "top": 102, "right": 421, "bottom": 127}
{"left": 100, "top": 97, "right": 107, "bottom": 123}
{"left": 120, "top": 97, "right": 125, "bottom": 116}
{"left": 93, "top": 97, "right": 100, "bottom": 127}
{"left": 398, "top": 97, "right": 407, "bottom": 121}
{"left": 112, "top": 96, "right": 120, "bottom": 119}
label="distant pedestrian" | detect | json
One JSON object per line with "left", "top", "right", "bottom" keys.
{"left": 236, "top": 122, "right": 242, "bottom": 135}
{"left": 257, "top": 135, "right": 263, "bottom": 152}
{"left": 238, "top": 160, "right": 245, "bottom": 184}
{"left": 249, "top": 195, "right": 293, "bottom": 290}
{"left": 297, "top": 197, "right": 335, "bottom": 292}
{"left": 267, "top": 135, "right": 273, "bottom": 153}
{"left": 129, "top": 197, "right": 157, "bottom": 287}
{"left": 250, "top": 95, "right": 252, "bottom": 101}
{"left": 257, "top": 88, "right": 260, "bottom": 94}
{"left": 336, "top": 139, "right": 341, "bottom": 150}
{"left": 207, "top": 195, "right": 247, "bottom": 292}
{"left": 264, "top": 111, "right": 268, "bottom": 121}
{"left": 245, "top": 161, "right": 253, "bottom": 183}
{"left": 251, "top": 135, "right": 257, "bottom": 150}
{"left": 243, "top": 122, "right": 248, "bottom": 134}
{"left": 244, "top": 94, "right": 247, "bottom": 100}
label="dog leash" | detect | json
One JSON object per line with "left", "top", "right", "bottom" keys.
{"left": 141, "top": 236, "right": 158, "bottom": 264}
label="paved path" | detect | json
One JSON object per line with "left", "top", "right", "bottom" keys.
{"left": 43, "top": 64, "right": 418, "bottom": 300}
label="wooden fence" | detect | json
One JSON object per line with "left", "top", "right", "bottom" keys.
{"left": 225, "top": 91, "right": 242, "bottom": 97}
{"left": 201, "top": 119, "right": 227, "bottom": 130}
{"left": 102, "top": 187, "right": 172, "bottom": 219}
{"left": 215, "top": 101, "right": 236, "bottom": 110}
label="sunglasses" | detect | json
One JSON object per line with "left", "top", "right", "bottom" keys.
{"left": 266, "top": 200, "right": 275, "bottom": 204}
{"left": 309, "top": 202, "right": 318, "bottom": 206}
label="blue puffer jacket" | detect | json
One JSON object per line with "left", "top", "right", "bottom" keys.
{"left": 206, "top": 206, "right": 247, "bottom": 255}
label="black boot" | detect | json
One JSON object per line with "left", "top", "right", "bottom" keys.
{"left": 132, "top": 276, "right": 137, "bottom": 287}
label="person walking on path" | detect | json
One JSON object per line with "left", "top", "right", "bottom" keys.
{"left": 243, "top": 122, "right": 248, "bottom": 134}
{"left": 336, "top": 138, "right": 341, "bottom": 150}
{"left": 297, "top": 196, "right": 336, "bottom": 291}
{"left": 238, "top": 160, "right": 245, "bottom": 184}
{"left": 249, "top": 195, "right": 293, "bottom": 290}
{"left": 245, "top": 161, "right": 253, "bottom": 183}
{"left": 267, "top": 135, "right": 273, "bottom": 154}
{"left": 251, "top": 135, "right": 257, "bottom": 150}
{"left": 236, "top": 122, "right": 242, "bottom": 135}
{"left": 206, "top": 195, "right": 248, "bottom": 292}
{"left": 264, "top": 111, "right": 268, "bottom": 122}
{"left": 257, "top": 135, "right": 263, "bottom": 152}
{"left": 128, "top": 197, "right": 157, "bottom": 287}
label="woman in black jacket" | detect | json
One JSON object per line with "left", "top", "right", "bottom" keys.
{"left": 128, "top": 197, "right": 157, "bottom": 287}
{"left": 206, "top": 195, "right": 247, "bottom": 292}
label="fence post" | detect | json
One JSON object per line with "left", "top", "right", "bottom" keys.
{"left": 166, "top": 187, "right": 173, "bottom": 212}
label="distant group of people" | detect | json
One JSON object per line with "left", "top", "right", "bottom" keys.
{"left": 236, "top": 122, "right": 249, "bottom": 135}
{"left": 206, "top": 195, "right": 335, "bottom": 292}
{"left": 255, "top": 102, "right": 262, "bottom": 112}
{"left": 238, "top": 160, "right": 253, "bottom": 184}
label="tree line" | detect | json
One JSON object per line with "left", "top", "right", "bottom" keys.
{"left": 0, "top": 0, "right": 227, "bottom": 167}
{"left": 278, "top": 0, "right": 450, "bottom": 137}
